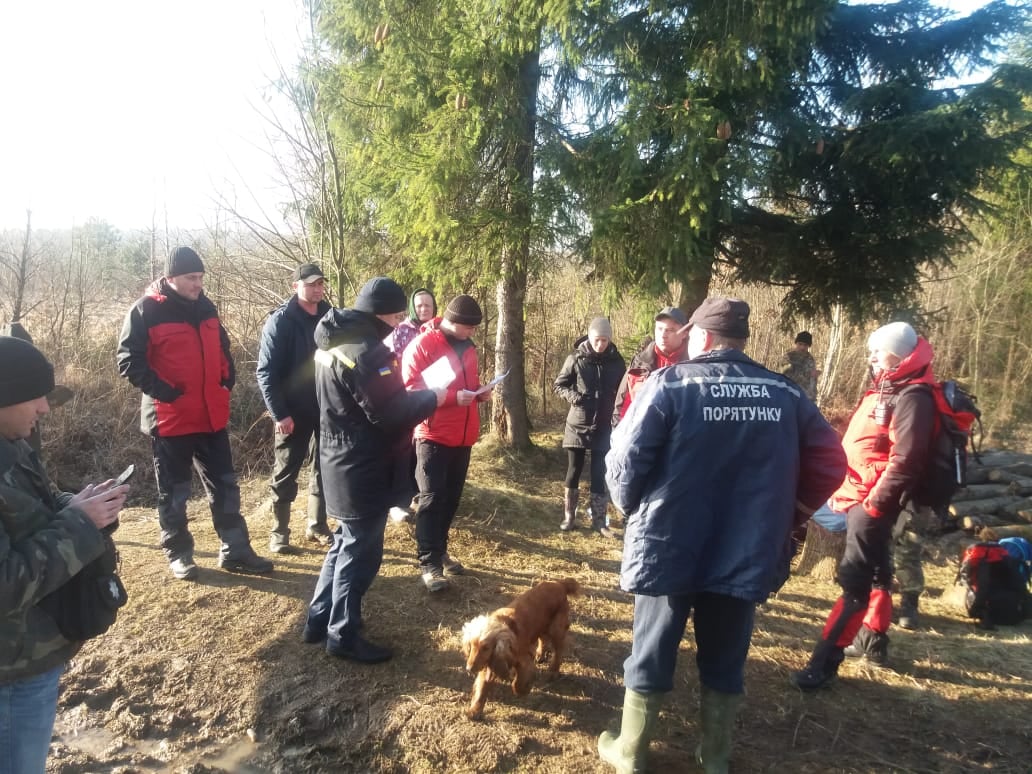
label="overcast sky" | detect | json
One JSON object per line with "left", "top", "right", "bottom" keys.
{"left": 0, "top": 0, "right": 996, "bottom": 232}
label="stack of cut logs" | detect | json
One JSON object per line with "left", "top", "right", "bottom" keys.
{"left": 948, "top": 449, "right": 1032, "bottom": 542}
{"left": 794, "top": 449, "right": 1032, "bottom": 581}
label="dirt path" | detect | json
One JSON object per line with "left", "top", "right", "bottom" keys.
{"left": 48, "top": 455, "right": 1032, "bottom": 773}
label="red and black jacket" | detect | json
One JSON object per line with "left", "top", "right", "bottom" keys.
{"left": 402, "top": 318, "right": 484, "bottom": 448}
{"left": 117, "top": 279, "right": 235, "bottom": 437}
{"left": 830, "top": 337, "right": 937, "bottom": 519}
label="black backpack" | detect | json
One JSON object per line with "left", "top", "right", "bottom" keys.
{"left": 955, "top": 542, "right": 1031, "bottom": 628}
{"left": 908, "top": 380, "right": 982, "bottom": 514}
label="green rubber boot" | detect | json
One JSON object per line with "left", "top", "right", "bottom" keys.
{"left": 598, "top": 689, "right": 662, "bottom": 774}
{"left": 695, "top": 686, "right": 742, "bottom": 774}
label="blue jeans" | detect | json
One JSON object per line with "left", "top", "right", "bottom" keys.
{"left": 623, "top": 592, "right": 755, "bottom": 695}
{"left": 0, "top": 665, "right": 63, "bottom": 774}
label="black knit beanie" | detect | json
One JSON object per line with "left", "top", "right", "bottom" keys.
{"left": 354, "top": 277, "right": 408, "bottom": 315}
{"left": 166, "top": 246, "right": 205, "bottom": 278}
{"left": 0, "top": 336, "right": 55, "bottom": 408}
{"left": 444, "top": 295, "right": 483, "bottom": 326}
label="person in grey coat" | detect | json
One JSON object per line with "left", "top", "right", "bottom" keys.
{"left": 553, "top": 317, "right": 625, "bottom": 536}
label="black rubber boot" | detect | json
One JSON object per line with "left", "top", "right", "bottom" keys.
{"left": 269, "top": 502, "right": 298, "bottom": 554}
{"left": 560, "top": 488, "right": 579, "bottom": 531}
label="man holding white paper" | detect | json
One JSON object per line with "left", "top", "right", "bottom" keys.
{"left": 402, "top": 294, "right": 492, "bottom": 592}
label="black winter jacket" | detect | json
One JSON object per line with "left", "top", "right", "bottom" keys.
{"left": 314, "top": 308, "right": 437, "bottom": 520}
{"left": 256, "top": 296, "right": 332, "bottom": 424}
{"left": 554, "top": 337, "right": 626, "bottom": 450}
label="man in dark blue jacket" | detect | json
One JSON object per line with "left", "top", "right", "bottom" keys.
{"left": 302, "top": 277, "right": 444, "bottom": 664}
{"left": 598, "top": 297, "right": 846, "bottom": 774}
{"left": 257, "top": 263, "right": 333, "bottom": 554}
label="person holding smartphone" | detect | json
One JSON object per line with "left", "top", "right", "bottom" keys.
{"left": 0, "top": 336, "right": 128, "bottom": 774}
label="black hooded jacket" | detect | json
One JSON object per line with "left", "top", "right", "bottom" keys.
{"left": 553, "top": 336, "right": 626, "bottom": 449}
{"left": 314, "top": 307, "right": 437, "bottom": 519}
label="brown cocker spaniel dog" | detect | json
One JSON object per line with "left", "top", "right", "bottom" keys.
{"left": 460, "top": 577, "right": 580, "bottom": 719}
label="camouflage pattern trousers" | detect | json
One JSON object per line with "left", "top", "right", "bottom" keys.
{"left": 892, "top": 503, "right": 937, "bottom": 596}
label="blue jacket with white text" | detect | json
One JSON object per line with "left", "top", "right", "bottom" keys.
{"left": 605, "top": 349, "right": 845, "bottom": 601}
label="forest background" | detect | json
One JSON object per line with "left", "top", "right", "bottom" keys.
{"left": 2, "top": 0, "right": 1032, "bottom": 488}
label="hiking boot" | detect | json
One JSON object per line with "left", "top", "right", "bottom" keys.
{"left": 843, "top": 624, "right": 889, "bottom": 665}
{"left": 269, "top": 541, "right": 301, "bottom": 555}
{"left": 843, "top": 642, "right": 888, "bottom": 665}
{"left": 421, "top": 565, "right": 450, "bottom": 592}
{"left": 218, "top": 547, "right": 274, "bottom": 575}
{"left": 388, "top": 506, "right": 411, "bottom": 524}
{"left": 791, "top": 639, "right": 844, "bottom": 692}
{"left": 326, "top": 635, "right": 393, "bottom": 664}
{"left": 442, "top": 553, "right": 466, "bottom": 576}
{"left": 898, "top": 592, "right": 920, "bottom": 630}
{"left": 169, "top": 555, "right": 198, "bottom": 581}
{"left": 306, "top": 523, "right": 334, "bottom": 545}
{"left": 791, "top": 663, "right": 839, "bottom": 691}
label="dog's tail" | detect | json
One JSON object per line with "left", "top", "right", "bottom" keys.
{"left": 560, "top": 577, "right": 581, "bottom": 597}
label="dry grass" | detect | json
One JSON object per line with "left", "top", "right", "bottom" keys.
{"left": 49, "top": 432, "right": 1032, "bottom": 773}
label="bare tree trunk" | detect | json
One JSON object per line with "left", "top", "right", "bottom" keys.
{"left": 490, "top": 47, "right": 538, "bottom": 450}
{"left": 11, "top": 209, "right": 32, "bottom": 322}
{"left": 817, "top": 302, "right": 845, "bottom": 407}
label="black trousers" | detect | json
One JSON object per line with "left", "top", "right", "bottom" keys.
{"left": 564, "top": 447, "right": 607, "bottom": 494}
{"left": 270, "top": 415, "right": 323, "bottom": 505}
{"left": 414, "top": 440, "right": 471, "bottom": 568}
{"left": 152, "top": 429, "right": 246, "bottom": 561}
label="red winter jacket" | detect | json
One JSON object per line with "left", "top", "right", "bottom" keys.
{"left": 117, "top": 279, "right": 235, "bottom": 437}
{"left": 402, "top": 319, "right": 483, "bottom": 448}
{"left": 830, "top": 337, "right": 937, "bottom": 518}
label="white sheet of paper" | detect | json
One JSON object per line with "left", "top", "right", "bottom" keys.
{"left": 420, "top": 356, "right": 457, "bottom": 390}
{"left": 473, "top": 369, "right": 509, "bottom": 396}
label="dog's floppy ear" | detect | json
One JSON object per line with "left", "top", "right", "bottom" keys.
{"left": 489, "top": 627, "right": 516, "bottom": 677}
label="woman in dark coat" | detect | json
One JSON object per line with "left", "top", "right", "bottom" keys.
{"left": 553, "top": 317, "right": 626, "bottom": 536}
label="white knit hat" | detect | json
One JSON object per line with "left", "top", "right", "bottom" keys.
{"left": 588, "top": 317, "right": 613, "bottom": 339}
{"left": 867, "top": 322, "right": 918, "bottom": 358}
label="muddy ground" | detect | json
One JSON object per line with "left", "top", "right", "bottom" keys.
{"left": 47, "top": 438, "right": 1032, "bottom": 773}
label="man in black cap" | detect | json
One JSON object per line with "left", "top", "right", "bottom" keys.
{"left": 117, "top": 246, "right": 273, "bottom": 580}
{"left": 782, "top": 331, "right": 819, "bottom": 400}
{"left": 0, "top": 336, "right": 128, "bottom": 773}
{"left": 599, "top": 297, "right": 845, "bottom": 774}
{"left": 303, "top": 277, "right": 445, "bottom": 663}
{"left": 257, "top": 263, "right": 333, "bottom": 554}
{"left": 401, "top": 294, "right": 494, "bottom": 591}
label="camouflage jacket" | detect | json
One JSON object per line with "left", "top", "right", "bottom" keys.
{"left": 782, "top": 349, "right": 818, "bottom": 400}
{"left": 0, "top": 437, "right": 106, "bottom": 685}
